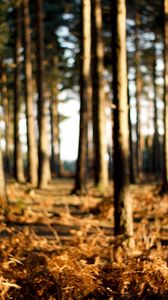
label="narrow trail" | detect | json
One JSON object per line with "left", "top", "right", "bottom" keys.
{"left": 1, "top": 179, "right": 168, "bottom": 247}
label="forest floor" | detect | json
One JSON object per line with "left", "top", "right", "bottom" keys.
{"left": 0, "top": 179, "right": 168, "bottom": 299}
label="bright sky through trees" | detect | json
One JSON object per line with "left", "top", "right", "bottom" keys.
{"left": 59, "top": 99, "right": 79, "bottom": 161}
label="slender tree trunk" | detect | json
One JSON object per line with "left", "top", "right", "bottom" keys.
{"left": 86, "top": 64, "right": 93, "bottom": 179}
{"left": 50, "top": 81, "right": 60, "bottom": 177}
{"left": 0, "top": 147, "right": 7, "bottom": 211}
{"left": 87, "top": 118, "right": 94, "bottom": 179}
{"left": 91, "top": 0, "right": 108, "bottom": 191}
{"left": 163, "top": 0, "right": 168, "bottom": 188}
{"left": 1, "top": 65, "right": 11, "bottom": 174}
{"left": 13, "top": 3, "right": 25, "bottom": 183}
{"left": 152, "top": 42, "right": 160, "bottom": 175}
{"left": 22, "top": 0, "right": 38, "bottom": 187}
{"left": 36, "top": 0, "right": 51, "bottom": 188}
{"left": 127, "top": 81, "right": 135, "bottom": 183}
{"left": 72, "top": 0, "right": 91, "bottom": 194}
{"left": 135, "top": 8, "right": 143, "bottom": 179}
{"left": 112, "top": 0, "right": 134, "bottom": 247}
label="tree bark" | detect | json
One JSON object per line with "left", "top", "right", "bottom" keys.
{"left": 163, "top": 0, "right": 168, "bottom": 188}
{"left": 91, "top": 0, "right": 108, "bottom": 191}
{"left": 135, "top": 8, "right": 143, "bottom": 179}
{"left": 50, "top": 81, "right": 60, "bottom": 177}
{"left": 112, "top": 0, "right": 134, "bottom": 247}
{"left": 23, "top": 0, "right": 38, "bottom": 187}
{"left": 127, "top": 81, "right": 135, "bottom": 183}
{"left": 36, "top": 0, "right": 51, "bottom": 188}
{"left": 152, "top": 41, "right": 160, "bottom": 175}
{"left": 72, "top": 0, "right": 91, "bottom": 194}
{"left": 1, "top": 65, "right": 11, "bottom": 174}
{"left": 0, "top": 147, "right": 7, "bottom": 211}
{"left": 13, "top": 2, "right": 25, "bottom": 183}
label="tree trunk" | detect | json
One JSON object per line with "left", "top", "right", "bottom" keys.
{"left": 163, "top": 0, "right": 168, "bottom": 188}
{"left": 0, "top": 147, "right": 7, "bottom": 211}
{"left": 36, "top": 0, "right": 51, "bottom": 188}
{"left": 91, "top": 0, "right": 108, "bottom": 191}
{"left": 87, "top": 117, "right": 94, "bottom": 179}
{"left": 72, "top": 0, "right": 91, "bottom": 195}
{"left": 1, "top": 65, "right": 11, "bottom": 174}
{"left": 112, "top": 0, "right": 134, "bottom": 247}
{"left": 135, "top": 8, "right": 143, "bottom": 179}
{"left": 127, "top": 81, "right": 135, "bottom": 183}
{"left": 50, "top": 81, "right": 60, "bottom": 177}
{"left": 23, "top": 0, "right": 38, "bottom": 187}
{"left": 13, "top": 2, "right": 25, "bottom": 183}
{"left": 152, "top": 42, "right": 160, "bottom": 175}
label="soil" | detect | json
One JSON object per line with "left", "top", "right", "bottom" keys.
{"left": 0, "top": 179, "right": 167, "bottom": 299}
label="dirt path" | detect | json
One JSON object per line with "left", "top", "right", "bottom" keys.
{"left": 3, "top": 179, "right": 168, "bottom": 247}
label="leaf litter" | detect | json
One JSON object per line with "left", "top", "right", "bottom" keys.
{"left": 0, "top": 180, "right": 167, "bottom": 299}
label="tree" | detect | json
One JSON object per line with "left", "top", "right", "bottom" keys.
{"left": 127, "top": 81, "right": 135, "bottom": 183}
{"left": 1, "top": 64, "right": 11, "bottom": 174}
{"left": 22, "top": 0, "right": 38, "bottom": 187}
{"left": 36, "top": 0, "right": 51, "bottom": 188}
{"left": 112, "top": 0, "right": 134, "bottom": 247}
{"left": 91, "top": 0, "right": 108, "bottom": 191}
{"left": 49, "top": 75, "right": 60, "bottom": 177}
{"left": 163, "top": 0, "right": 168, "bottom": 189}
{"left": 13, "top": 1, "right": 25, "bottom": 183}
{"left": 152, "top": 38, "right": 160, "bottom": 175}
{"left": 72, "top": 0, "right": 91, "bottom": 194}
{"left": 0, "top": 147, "right": 7, "bottom": 210}
{"left": 135, "top": 3, "right": 143, "bottom": 179}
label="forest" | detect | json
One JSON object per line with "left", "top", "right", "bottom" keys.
{"left": 0, "top": 0, "right": 167, "bottom": 299}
